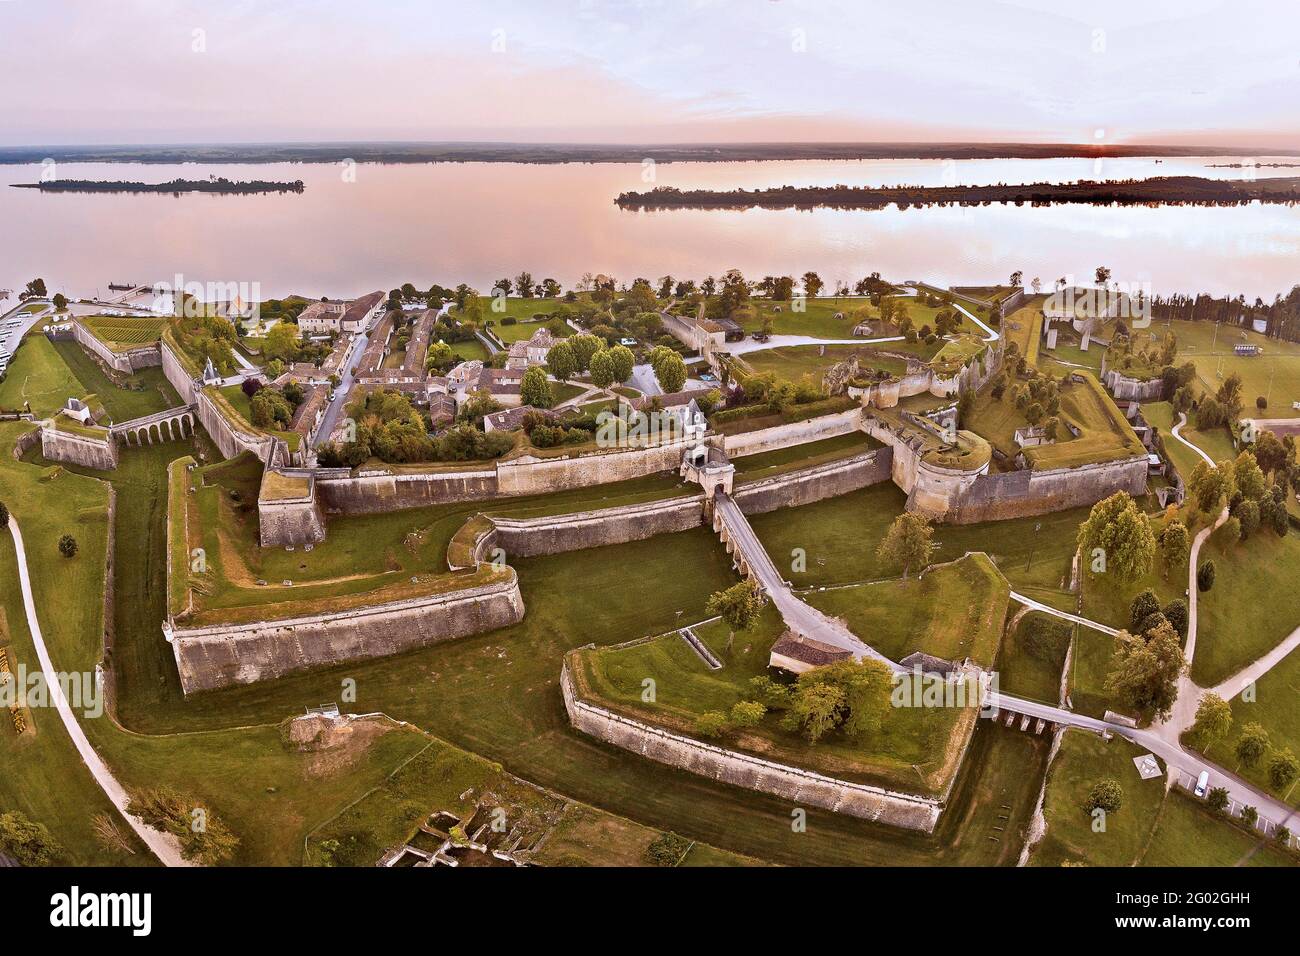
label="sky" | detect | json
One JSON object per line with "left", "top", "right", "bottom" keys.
{"left": 0, "top": 0, "right": 1297, "bottom": 148}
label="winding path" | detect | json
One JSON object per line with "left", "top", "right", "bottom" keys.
{"left": 4, "top": 514, "right": 188, "bottom": 866}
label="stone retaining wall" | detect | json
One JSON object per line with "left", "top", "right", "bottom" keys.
{"left": 561, "top": 662, "right": 942, "bottom": 832}
{"left": 168, "top": 572, "right": 525, "bottom": 693}
{"left": 39, "top": 426, "right": 119, "bottom": 470}
{"left": 316, "top": 468, "right": 499, "bottom": 514}
{"left": 72, "top": 320, "right": 161, "bottom": 374}
{"left": 490, "top": 495, "right": 707, "bottom": 558}
{"left": 733, "top": 447, "right": 893, "bottom": 515}
{"left": 722, "top": 408, "right": 864, "bottom": 458}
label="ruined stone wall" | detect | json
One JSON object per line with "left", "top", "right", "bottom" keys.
{"left": 11, "top": 428, "right": 41, "bottom": 460}
{"left": 561, "top": 663, "right": 942, "bottom": 832}
{"left": 39, "top": 426, "right": 119, "bottom": 471}
{"left": 722, "top": 408, "right": 863, "bottom": 458}
{"left": 316, "top": 469, "right": 499, "bottom": 515}
{"left": 491, "top": 495, "right": 706, "bottom": 558}
{"left": 169, "top": 572, "right": 525, "bottom": 692}
{"left": 258, "top": 496, "right": 327, "bottom": 547}
{"left": 1102, "top": 367, "right": 1165, "bottom": 402}
{"left": 732, "top": 448, "right": 893, "bottom": 515}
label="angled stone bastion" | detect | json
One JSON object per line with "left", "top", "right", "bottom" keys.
{"left": 166, "top": 570, "right": 524, "bottom": 693}
{"left": 560, "top": 660, "right": 943, "bottom": 832}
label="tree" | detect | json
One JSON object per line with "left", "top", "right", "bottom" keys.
{"left": 1235, "top": 723, "right": 1270, "bottom": 768}
{"left": 262, "top": 321, "right": 302, "bottom": 363}
{"left": 424, "top": 340, "right": 455, "bottom": 372}
{"left": 127, "top": 788, "right": 239, "bottom": 864}
{"left": 608, "top": 344, "right": 635, "bottom": 384}
{"left": 1189, "top": 693, "right": 1233, "bottom": 753}
{"left": 1084, "top": 778, "right": 1124, "bottom": 815}
{"left": 1242, "top": 806, "right": 1259, "bottom": 827}
{"left": 58, "top": 534, "right": 78, "bottom": 558}
{"left": 652, "top": 350, "right": 687, "bottom": 394}
{"left": 644, "top": 832, "right": 690, "bottom": 866}
{"left": 1188, "top": 459, "right": 1234, "bottom": 515}
{"left": 569, "top": 333, "right": 601, "bottom": 371}
{"left": 0, "top": 500, "right": 8, "bottom": 528}
{"left": 52, "top": 292, "right": 68, "bottom": 311}
{"left": 780, "top": 681, "right": 844, "bottom": 743}
{"left": 802, "top": 272, "right": 823, "bottom": 298}
{"left": 1197, "top": 559, "right": 1216, "bottom": 592}
{"left": 588, "top": 349, "right": 615, "bottom": 389}
{"left": 1233, "top": 450, "right": 1266, "bottom": 502}
{"left": 514, "top": 271, "right": 534, "bottom": 297}
{"left": 875, "top": 512, "right": 935, "bottom": 579}
{"left": 1095, "top": 266, "right": 1111, "bottom": 287}
{"left": 520, "top": 367, "right": 552, "bottom": 408}
{"left": 0, "top": 810, "right": 62, "bottom": 865}
{"left": 1129, "top": 589, "right": 1161, "bottom": 632}
{"left": 1235, "top": 499, "right": 1260, "bottom": 539}
{"left": 20, "top": 277, "right": 47, "bottom": 300}
{"left": 1104, "top": 622, "right": 1185, "bottom": 720}
{"left": 1163, "top": 598, "right": 1189, "bottom": 638}
{"left": 694, "top": 712, "right": 729, "bottom": 738}
{"left": 1157, "top": 521, "right": 1189, "bottom": 578}
{"left": 1269, "top": 748, "right": 1298, "bottom": 791}
{"left": 1206, "top": 787, "right": 1230, "bottom": 812}
{"left": 728, "top": 700, "right": 766, "bottom": 729}
{"left": 545, "top": 340, "right": 577, "bottom": 382}
{"left": 1077, "top": 492, "right": 1156, "bottom": 584}
{"left": 705, "top": 580, "right": 765, "bottom": 652}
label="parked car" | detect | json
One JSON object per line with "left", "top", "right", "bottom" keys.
{"left": 1194, "top": 770, "right": 1210, "bottom": 798}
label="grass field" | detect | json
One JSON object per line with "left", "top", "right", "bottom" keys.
{"left": 0, "top": 335, "right": 87, "bottom": 416}
{"left": 1030, "top": 730, "right": 1166, "bottom": 866}
{"left": 999, "top": 611, "right": 1070, "bottom": 705}
{"left": 1193, "top": 521, "right": 1300, "bottom": 687}
{"left": 1015, "top": 372, "right": 1146, "bottom": 471}
{"left": 1000, "top": 296, "right": 1047, "bottom": 368}
{"left": 747, "top": 480, "right": 1085, "bottom": 598}
{"left": 1224, "top": 646, "right": 1300, "bottom": 808}
{"left": 1139, "top": 790, "right": 1296, "bottom": 866}
{"left": 739, "top": 344, "right": 912, "bottom": 383}
{"left": 737, "top": 295, "right": 945, "bottom": 341}
{"left": 1167, "top": 318, "right": 1300, "bottom": 417}
{"left": 804, "top": 553, "right": 1009, "bottom": 667}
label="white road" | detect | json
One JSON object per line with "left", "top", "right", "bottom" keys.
{"left": 4, "top": 514, "right": 189, "bottom": 866}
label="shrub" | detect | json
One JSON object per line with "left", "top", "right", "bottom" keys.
{"left": 58, "top": 534, "right": 78, "bottom": 558}
{"left": 1206, "top": 787, "right": 1230, "bottom": 812}
{"left": 1084, "top": 778, "right": 1124, "bottom": 815}
{"left": 645, "top": 832, "right": 691, "bottom": 866}
{"left": 1197, "top": 560, "right": 1216, "bottom": 592}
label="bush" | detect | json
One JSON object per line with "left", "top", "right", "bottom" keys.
{"left": 645, "top": 832, "right": 691, "bottom": 867}
{"left": 1256, "top": 395, "right": 1267, "bottom": 410}
{"left": 1206, "top": 787, "right": 1230, "bottom": 812}
{"left": 1084, "top": 778, "right": 1124, "bottom": 815}
{"left": 1129, "top": 589, "right": 1161, "bottom": 631}
{"left": 58, "top": 534, "right": 78, "bottom": 558}
{"left": 0, "top": 810, "right": 62, "bottom": 866}
{"left": 127, "top": 788, "right": 239, "bottom": 865}
{"left": 0, "top": 500, "right": 8, "bottom": 528}
{"left": 1197, "top": 560, "right": 1216, "bottom": 592}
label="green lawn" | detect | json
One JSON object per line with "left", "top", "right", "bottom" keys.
{"left": 572, "top": 603, "right": 975, "bottom": 798}
{"left": 1140, "top": 790, "right": 1295, "bottom": 866}
{"left": 1030, "top": 730, "right": 1166, "bottom": 866}
{"left": 0, "top": 334, "right": 86, "bottom": 416}
{"left": 740, "top": 344, "right": 913, "bottom": 383}
{"left": 1168, "top": 318, "right": 1300, "bottom": 418}
{"left": 1193, "top": 522, "right": 1300, "bottom": 687}
{"left": 999, "top": 611, "right": 1070, "bottom": 705}
{"left": 804, "top": 553, "right": 1009, "bottom": 667}
{"left": 747, "top": 481, "right": 1085, "bottom": 598}
{"left": 51, "top": 341, "right": 178, "bottom": 421}
{"left": 1224, "top": 646, "right": 1300, "bottom": 808}
{"left": 448, "top": 338, "right": 488, "bottom": 363}
{"left": 737, "top": 296, "right": 942, "bottom": 340}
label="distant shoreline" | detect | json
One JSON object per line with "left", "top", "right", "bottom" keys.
{"left": 614, "top": 175, "right": 1300, "bottom": 211}
{"left": 0, "top": 141, "right": 1297, "bottom": 166}
{"left": 9, "top": 177, "right": 305, "bottom": 195}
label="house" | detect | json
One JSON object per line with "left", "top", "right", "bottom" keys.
{"left": 298, "top": 291, "right": 384, "bottom": 335}
{"left": 504, "top": 327, "right": 557, "bottom": 370}
{"left": 63, "top": 397, "right": 93, "bottom": 425}
{"left": 483, "top": 405, "right": 556, "bottom": 433}
{"left": 769, "top": 631, "right": 852, "bottom": 674}
{"left": 475, "top": 367, "right": 525, "bottom": 406}
{"left": 290, "top": 384, "right": 330, "bottom": 447}
{"left": 627, "top": 388, "right": 711, "bottom": 437}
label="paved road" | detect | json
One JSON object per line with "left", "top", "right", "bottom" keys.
{"left": 714, "top": 492, "right": 893, "bottom": 668}
{"left": 1007, "top": 591, "right": 1121, "bottom": 636}
{"left": 4, "top": 514, "right": 189, "bottom": 866}
{"left": 1211, "top": 624, "right": 1300, "bottom": 702}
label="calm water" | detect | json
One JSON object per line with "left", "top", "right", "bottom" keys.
{"left": 1, "top": 156, "right": 1297, "bottom": 305}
